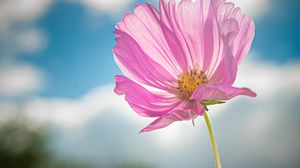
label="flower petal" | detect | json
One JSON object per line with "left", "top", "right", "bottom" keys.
{"left": 140, "top": 101, "right": 205, "bottom": 132}
{"left": 191, "top": 83, "right": 257, "bottom": 101}
{"left": 159, "top": 0, "right": 254, "bottom": 82}
{"left": 208, "top": 45, "right": 237, "bottom": 85}
{"left": 115, "top": 3, "right": 188, "bottom": 75}
{"left": 159, "top": 0, "right": 233, "bottom": 79}
{"left": 207, "top": 1, "right": 254, "bottom": 83}
{"left": 114, "top": 30, "right": 176, "bottom": 91}
{"left": 114, "top": 75, "right": 180, "bottom": 117}
{"left": 216, "top": 1, "right": 255, "bottom": 64}
{"left": 159, "top": 0, "right": 211, "bottom": 70}
{"left": 201, "top": 2, "right": 224, "bottom": 74}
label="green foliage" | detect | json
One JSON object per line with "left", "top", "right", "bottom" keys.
{"left": 0, "top": 120, "right": 49, "bottom": 168}
{"left": 201, "top": 100, "right": 225, "bottom": 106}
{"left": 0, "top": 118, "right": 155, "bottom": 168}
{"left": 201, "top": 100, "right": 225, "bottom": 111}
{"left": 0, "top": 119, "right": 93, "bottom": 168}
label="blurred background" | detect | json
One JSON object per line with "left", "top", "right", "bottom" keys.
{"left": 0, "top": 0, "right": 299, "bottom": 168}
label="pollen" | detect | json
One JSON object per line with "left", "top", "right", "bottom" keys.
{"left": 176, "top": 70, "right": 208, "bottom": 99}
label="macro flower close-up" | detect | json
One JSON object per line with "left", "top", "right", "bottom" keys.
{"left": 1, "top": 0, "right": 300, "bottom": 167}
{"left": 114, "top": 0, "right": 256, "bottom": 132}
{"left": 114, "top": 1, "right": 257, "bottom": 166}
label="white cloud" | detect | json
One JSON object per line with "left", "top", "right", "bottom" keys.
{"left": 227, "top": 0, "right": 269, "bottom": 17}
{"left": 78, "top": 0, "right": 134, "bottom": 15}
{"left": 0, "top": 0, "right": 52, "bottom": 35}
{"left": 0, "top": 64, "right": 44, "bottom": 97}
{"left": 235, "top": 55, "right": 300, "bottom": 98}
{"left": 156, "top": 0, "right": 269, "bottom": 18}
{"left": 0, "top": 0, "right": 52, "bottom": 58}
{"left": 0, "top": 0, "right": 51, "bottom": 98}
{"left": 15, "top": 28, "right": 49, "bottom": 54}
{"left": 0, "top": 28, "right": 49, "bottom": 58}
{"left": 22, "top": 85, "right": 127, "bottom": 128}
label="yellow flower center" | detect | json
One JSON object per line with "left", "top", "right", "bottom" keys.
{"left": 177, "top": 70, "right": 208, "bottom": 99}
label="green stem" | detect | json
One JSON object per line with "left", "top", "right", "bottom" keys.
{"left": 204, "top": 112, "right": 221, "bottom": 168}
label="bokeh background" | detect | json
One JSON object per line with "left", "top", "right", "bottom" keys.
{"left": 0, "top": 0, "right": 300, "bottom": 168}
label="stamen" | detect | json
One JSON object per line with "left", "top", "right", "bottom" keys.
{"left": 176, "top": 70, "right": 208, "bottom": 99}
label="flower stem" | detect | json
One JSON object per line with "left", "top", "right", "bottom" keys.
{"left": 204, "top": 112, "right": 221, "bottom": 168}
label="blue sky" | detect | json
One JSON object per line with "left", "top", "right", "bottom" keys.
{"left": 25, "top": 0, "right": 119, "bottom": 97}
{"left": 1, "top": 0, "right": 300, "bottom": 168}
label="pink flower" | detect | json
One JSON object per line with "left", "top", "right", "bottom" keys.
{"left": 113, "top": 0, "right": 256, "bottom": 132}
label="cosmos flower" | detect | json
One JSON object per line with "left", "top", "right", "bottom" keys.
{"left": 113, "top": 0, "right": 256, "bottom": 133}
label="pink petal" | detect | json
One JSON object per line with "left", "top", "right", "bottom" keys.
{"left": 140, "top": 101, "right": 205, "bottom": 132}
{"left": 114, "top": 75, "right": 180, "bottom": 117}
{"left": 216, "top": 1, "right": 255, "bottom": 64}
{"left": 114, "top": 30, "right": 176, "bottom": 91}
{"left": 159, "top": 0, "right": 254, "bottom": 83}
{"left": 208, "top": 45, "right": 237, "bottom": 85}
{"left": 115, "top": 3, "right": 188, "bottom": 75}
{"left": 159, "top": 0, "right": 233, "bottom": 78}
{"left": 159, "top": 0, "right": 211, "bottom": 70}
{"left": 171, "top": 0, "right": 204, "bottom": 69}
{"left": 146, "top": 3, "right": 189, "bottom": 72}
{"left": 191, "top": 83, "right": 257, "bottom": 101}
{"left": 202, "top": 2, "right": 224, "bottom": 74}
